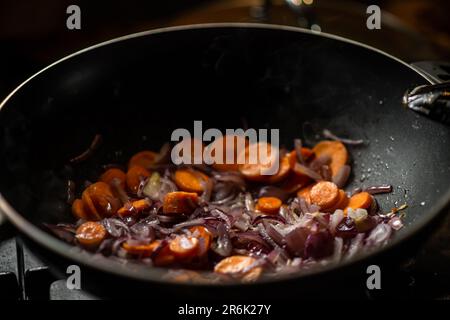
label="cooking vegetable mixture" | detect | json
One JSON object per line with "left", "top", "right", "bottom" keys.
{"left": 47, "top": 133, "right": 405, "bottom": 283}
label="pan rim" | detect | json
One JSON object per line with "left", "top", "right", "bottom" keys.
{"left": 0, "top": 22, "right": 448, "bottom": 287}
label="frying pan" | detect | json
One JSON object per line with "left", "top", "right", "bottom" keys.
{"left": 0, "top": 23, "right": 449, "bottom": 299}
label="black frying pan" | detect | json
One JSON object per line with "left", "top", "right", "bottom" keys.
{"left": 0, "top": 23, "right": 449, "bottom": 299}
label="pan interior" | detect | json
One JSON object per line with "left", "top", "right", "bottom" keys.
{"left": 0, "top": 25, "right": 449, "bottom": 281}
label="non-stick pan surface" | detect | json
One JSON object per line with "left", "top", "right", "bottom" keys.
{"left": 0, "top": 24, "right": 449, "bottom": 298}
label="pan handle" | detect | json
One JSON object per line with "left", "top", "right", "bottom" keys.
{"left": 404, "top": 61, "right": 450, "bottom": 125}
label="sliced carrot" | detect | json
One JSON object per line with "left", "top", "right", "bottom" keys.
{"left": 214, "top": 255, "right": 262, "bottom": 282}
{"left": 208, "top": 134, "right": 248, "bottom": 172}
{"left": 266, "top": 152, "right": 292, "bottom": 183}
{"left": 126, "top": 165, "right": 150, "bottom": 193}
{"left": 153, "top": 243, "right": 176, "bottom": 266}
{"left": 312, "top": 140, "right": 348, "bottom": 177}
{"left": 238, "top": 142, "right": 279, "bottom": 181}
{"left": 256, "top": 197, "right": 282, "bottom": 215}
{"left": 71, "top": 198, "right": 91, "bottom": 220}
{"left": 122, "top": 240, "right": 160, "bottom": 257}
{"left": 162, "top": 191, "right": 199, "bottom": 215}
{"left": 169, "top": 235, "right": 199, "bottom": 259}
{"left": 297, "top": 184, "right": 315, "bottom": 204}
{"left": 309, "top": 181, "right": 339, "bottom": 209}
{"left": 190, "top": 226, "right": 212, "bottom": 256}
{"left": 117, "top": 198, "right": 151, "bottom": 217}
{"left": 75, "top": 221, "right": 106, "bottom": 249}
{"left": 128, "top": 150, "right": 157, "bottom": 169}
{"left": 326, "top": 189, "right": 349, "bottom": 212}
{"left": 174, "top": 169, "right": 210, "bottom": 194}
{"left": 345, "top": 192, "right": 373, "bottom": 211}
{"left": 99, "top": 168, "right": 126, "bottom": 189}
{"left": 82, "top": 182, "right": 120, "bottom": 220}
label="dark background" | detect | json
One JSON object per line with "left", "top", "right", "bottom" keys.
{"left": 1, "top": 0, "right": 450, "bottom": 100}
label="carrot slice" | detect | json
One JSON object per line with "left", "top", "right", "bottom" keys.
{"left": 174, "top": 169, "right": 210, "bottom": 194}
{"left": 117, "top": 198, "right": 151, "bottom": 217}
{"left": 153, "top": 243, "right": 176, "bottom": 266}
{"left": 214, "top": 255, "right": 262, "bottom": 282}
{"left": 75, "top": 221, "right": 106, "bottom": 249}
{"left": 312, "top": 141, "right": 348, "bottom": 177}
{"left": 309, "top": 181, "right": 339, "bottom": 209}
{"left": 71, "top": 198, "right": 91, "bottom": 220}
{"left": 256, "top": 197, "right": 282, "bottom": 215}
{"left": 326, "top": 189, "right": 349, "bottom": 212}
{"left": 190, "top": 226, "right": 212, "bottom": 256}
{"left": 238, "top": 142, "right": 279, "bottom": 181}
{"left": 126, "top": 165, "right": 150, "bottom": 193}
{"left": 82, "top": 182, "right": 120, "bottom": 220}
{"left": 100, "top": 168, "right": 126, "bottom": 189}
{"left": 122, "top": 241, "right": 160, "bottom": 257}
{"left": 162, "top": 191, "right": 199, "bottom": 215}
{"left": 266, "top": 152, "right": 292, "bottom": 184}
{"left": 207, "top": 134, "right": 248, "bottom": 172}
{"left": 128, "top": 150, "right": 157, "bottom": 169}
{"left": 297, "top": 184, "right": 315, "bottom": 204}
{"left": 345, "top": 192, "right": 373, "bottom": 211}
{"left": 169, "top": 235, "right": 200, "bottom": 259}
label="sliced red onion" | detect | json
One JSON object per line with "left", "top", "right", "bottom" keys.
{"left": 111, "top": 179, "right": 130, "bottom": 205}
{"left": 330, "top": 237, "right": 344, "bottom": 263}
{"left": 157, "top": 214, "right": 187, "bottom": 224}
{"left": 332, "top": 165, "right": 351, "bottom": 188}
{"left": 279, "top": 204, "right": 298, "bottom": 224}
{"left": 309, "top": 155, "right": 331, "bottom": 172}
{"left": 231, "top": 231, "right": 271, "bottom": 251}
{"left": 329, "top": 210, "right": 344, "bottom": 234}
{"left": 365, "top": 223, "right": 392, "bottom": 246}
{"left": 69, "top": 134, "right": 102, "bottom": 164}
{"left": 130, "top": 222, "right": 155, "bottom": 242}
{"left": 158, "top": 176, "right": 178, "bottom": 202}
{"left": 172, "top": 217, "right": 208, "bottom": 231}
{"left": 244, "top": 193, "right": 255, "bottom": 211}
{"left": 345, "top": 233, "right": 365, "bottom": 260}
{"left": 252, "top": 214, "right": 286, "bottom": 226}
{"left": 200, "top": 178, "right": 214, "bottom": 202}
{"left": 364, "top": 184, "right": 393, "bottom": 195}
{"left": 210, "top": 208, "right": 232, "bottom": 228}
{"left": 258, "top": 186, "right": 290, "bottom": 203}
{"left": 265, "top": 223, "right": 286, "bottom": 247}
{"left": 213, "top": 172, "right": 246, "bottom": 189}
{"left": 294, "top": 163, "right": 323, "bottom": 181}
{"left": 388, "top": 216, "right": 404, "bottom": 230}
{"left": 294, "top": 138, "right": 304, "bottom": 164}
{"left": 284, "top": 226, "right": 310, "bottom": 257}
{"left": 320, "top": 165, "right": 332, "bottom": 181}
{"left": 335, "top": 217, "right": 358, "bottom": 239}
{"left": 44, "top": 223, "right": 76, "bottom": 243}
{"left": 102, "top": 218, "right": 130, "bottom": 237}
{"left": 111, "top": 237, "right": 128, "bottom": 255}
{"left": 153, "top": 143, "right": 171, "bottom": 165}
{"left": 257, "top": 224, "right": 281, "bottom": 250}
{"left": 211, "top": 223, "right": 232, "bottom": 257}
{"left": 322, "top": 129, "right": 364, "bottom": 145}
{"left": 304, "top": 230, "right": 334, "bottom": 259}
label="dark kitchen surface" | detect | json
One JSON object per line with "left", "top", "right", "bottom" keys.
{"left": 0, "top": 0, "right": 449, "bottom": 300}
